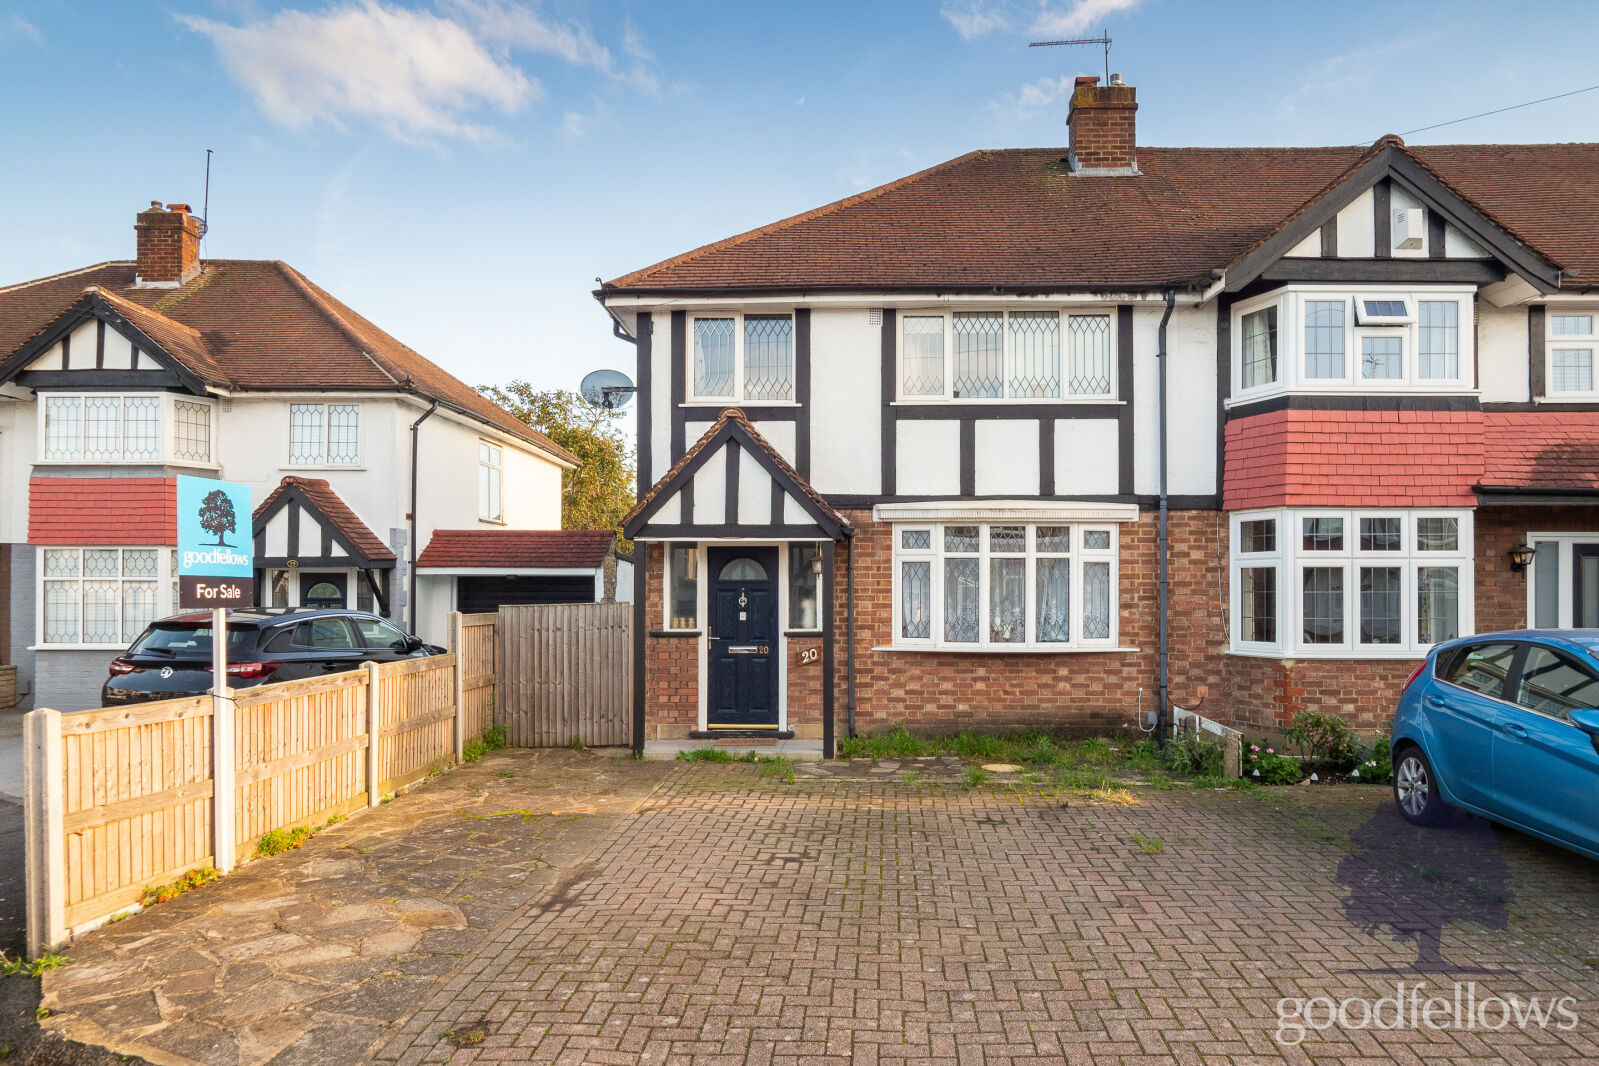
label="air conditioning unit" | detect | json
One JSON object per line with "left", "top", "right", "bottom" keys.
{"left": 1393, "top": 207, "right": 1425, "bottom": 251}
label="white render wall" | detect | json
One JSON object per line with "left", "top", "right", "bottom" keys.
{"left": 1478, "top": 302, "right": 1531, "bottom": 403}
{"left": 808, "top": 308, "right": 881, "bottom": 494}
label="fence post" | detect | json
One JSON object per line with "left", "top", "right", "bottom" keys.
{"left": 212, "top": 683, "right": 236, "bottom": 875}
{"left": 449, "top": 611, "right": 465, "bottom": 764}
{"left": 24, "top": 709, "right": 64, "bottom": 957}
{"left": 366, "top": 661, "right": 382, "bottom": 806}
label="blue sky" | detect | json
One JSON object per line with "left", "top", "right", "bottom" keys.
{"left": 3, "top": 0, "right": 1598, "bottom": 398}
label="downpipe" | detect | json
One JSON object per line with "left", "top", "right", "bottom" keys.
{"left": 408, "top": 399, "right": 439, "bottom": 633}
{"left": 1156, "top": 289, "right": 1176, "bottom": 747}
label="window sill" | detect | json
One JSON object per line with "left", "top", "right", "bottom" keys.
{"left": 1535, "top": 395, "right": 1599, "bottom": 404}
{"left": 477, "top": 517, "right": 508, "bottom": 526}
{"left": 679, "top": 401, "right": 800, "bottom": 408}
{"left": 283, "top": 465, "right": 366, "bottom": 472}
{"left": 890, "top": 398, "right": 1122, "bottom": 406}
{"left": 1226, "top": 388, "right": 1478, "bottom": 408}
{"left": 872, "top": 644, "right": 1138, "bottom": 655}
{"left": 783, "top": 629, "right": 823, "bottom": 638}
{"left": 31, "top": 644, "right": 127, "bottom": 653}
{"left": 649, "top": 629, "right": 702, "bottom": 637}
{"left": 33, "top": 459, "right": 218, "bottom": 469}
{"left": 1227, "top": 647, "right": 1428, "bottom": 661}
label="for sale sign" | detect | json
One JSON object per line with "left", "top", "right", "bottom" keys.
{"left": 176, "top": 475, "right": 255, "bottom": 609}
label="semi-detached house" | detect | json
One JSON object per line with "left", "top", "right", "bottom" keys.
{"left": 0, "top": 202, "right": 628, "bottom": 712}
{"left": 599, "top": 75, "right": 1599, "bottom": 750}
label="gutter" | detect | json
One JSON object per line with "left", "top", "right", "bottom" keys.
{"left": 407, "top": 400, "right": 440, "bottom": 633}
{"left": 1155, "top": 288, "right": 1177, "bottom": 747}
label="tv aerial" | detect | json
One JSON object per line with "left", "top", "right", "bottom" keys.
{"left": 580, "top": 368, "right": 637, "bottom": 410}
{"left": 1029, "top": 31, "right": 1112, "bottom": 84}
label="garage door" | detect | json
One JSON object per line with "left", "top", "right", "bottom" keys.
{"left": 458, "top": 575, "right": 596, "bottom": 613}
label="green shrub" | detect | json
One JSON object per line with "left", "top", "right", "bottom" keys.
{"left": 1160, "top": 733, "right": 1226, "bottom": 778}
{"left": 1284, "top": 711, "right": 1361, "bottom": 771}
{"left": 1125, "top": 738, "right": 1161, "bottom": 772}
{"left": 1245, "top": 742, "right": 1302, "bottom": 784}
{"left": 256, "top": 826, "right": 315, "bottom": 857}
{"left": 463, "top": 724, "right": 508, "bottom": 762}
{"left": 1349, "top": 732, "right": 1392, "bottom": 784}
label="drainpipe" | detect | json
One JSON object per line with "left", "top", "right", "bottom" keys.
{"left": 408, "top": 399, "right": 440, "bottom": 633}
{"left": 846, "top": 534, "right": 857, "bottom": 738}
{"left": 1156, "top": 289, "right": 1177, "bottom": 747}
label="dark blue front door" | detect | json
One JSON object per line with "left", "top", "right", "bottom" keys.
{"left": 708, "top": 547, "right": 779, "bottom": 728}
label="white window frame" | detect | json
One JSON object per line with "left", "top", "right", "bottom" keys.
{"left": 478, "top": 440, "right": 504, "bottom": 523}
{"left": 1229, "top": 508, "right": 1474, "bottom": 658}
{"left": 661, "top": 545, "right": 704, "bottom": 632}
{"left": 890, "top": 522, "right": 1119, "bottom": 650}
{"left": 685, "top": 311, "right": 798, "bottom": 405}
{"left": 894, "top": 309, "right": 1117, "bottom": 403}
{"left": 36, "top": 393, "right": 216, "bottom": 465}
{"left": 1353, "top": 295, "right": 1414, "bottom": 326}
{"left": 288, "top": 403, "right": 362, "bottom": 467}
{"left": 36, "top": 546, "right": 175, "bottom": 649}
{"left": 1544, "top": 311, "right": 1599, "bottom": 400}
{"left": 1231, "top": 286, "right": 1474, "bottom": 401}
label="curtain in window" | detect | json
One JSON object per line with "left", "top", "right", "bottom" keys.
{"left": 943, "top": 557, "right": 980, "bottom": 642}
{"left": 1036, "top": 557, "right": 1070, "bottom": 642}
{"left": 901, "top": 560, "right": 930, "bottom": 639}
{"left": 693, "top": 318, "right": 736, "bottom": 397}
{"left": 1241, "top": 307, "right": 1278, "bottom": 388}
{"left": 1068, "top": 315, "right": 1112, "bottom": 395}
{"left": 1418, "top": 567, "right": 1459, "bottom": 644}
{"left": 952, "top": 312, "right": 1003, "bottom": 398}
{"left": 1008, "top": 312, "right": 1060, "bottom": 398}
{"left": 1359, "top": 566, "right": 1402, "bottom": 644}
{"left": 744, "top": 317, "right": 794, "bottom": 401}
{"left": 1240, "top": 567, "right": 1276, "bottom": 643}
{"left": 1418, "top": 301, "right": 1458, "bottom": 379}
{"left": 902, "top": 317, "right": 945, "bottom": 396}
{"left": 989, "top": 558, "right": 1025, "bottom": 642}
{"left": 668, "top": 547, "right": 698, "bottom": 630}
{"left": 1301, "top": 567, "right": 1344, "bottom": 643}
{"left": 1081, "top": 561, "right": 1111, "bottom": 639}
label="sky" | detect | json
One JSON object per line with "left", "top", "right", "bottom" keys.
{"left": 2, "top": 0, "right": 1598, "bottom": 403}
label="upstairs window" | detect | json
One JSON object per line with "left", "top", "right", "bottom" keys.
{"left": 43, "top": 395, "right": 161, "bottom": 462}
{"left": 173, "top": 400, "right": 212, "bottom": 462}
{"left": 289, "top": 403, "right": 360, "bottom": 466}
{"left": 899, "top": 310, "right": 1112, "bottom": 401}
{"left": 1547, "top": 313, "right": 1598, "bottom": 398}
{"left": 690, "top": 313, "right": 794, "bottom": 402}
{"left": 478, "top": 441, "right": 503, "bottom": 521}
{"left": 1234, "top": 289, "right": 1471, "bottom": 397}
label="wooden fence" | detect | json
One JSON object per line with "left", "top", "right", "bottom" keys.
{"left": 496, "top": 603, "right": 632, "bottom": 748}
{"left": 25, "top": 612, "right": 496, "bottom": 955}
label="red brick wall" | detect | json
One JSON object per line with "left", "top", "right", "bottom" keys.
{"left": 642, "top": 543, "right": 698, "bottom": 738}
{"left": 134, "top": 205, "right": 201, "bottom": 283}
{"left": 1068, "top": 79, "right": 1137, "bottom": 171}
{"left": 1224, "top": 409, "right": 1484, "bottom": 510}
{"left": 1224, "top": 655, "right": 1417, "bottom": 735}
{"left": 1476, "top": 504, "right": 1599, "bottom": 630}
{"left": 27, "top": 477, "right": 176, "bottom": 545}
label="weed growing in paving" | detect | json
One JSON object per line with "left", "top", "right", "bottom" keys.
{"left": 497, "top": 769, "right": 515, "bottom": 779}
{"left": 140, "top": 865, "right": 221, "bottom": 907}
{"left": 255, "top": 811, "right": 346, "bottom": 858}
{"left": 962, "top": 766, "right": 990, "bottom": 789}
{"left": 678, "top": 748, "right": 797, "bottom": 781}
{"left": 0, "top": 952, "right": 69, "bottom": 979}
{"left": 463, "top": 725, "right": 508, "bottom": 762}
{"left": 1129, "top": 830, "right": 1166, "bottom": 855}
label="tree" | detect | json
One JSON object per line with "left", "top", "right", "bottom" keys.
{"left": 480, "top": 382, "right": 636, "bottom": 546}
{"left": 1338, "top": 803, "right": 1510, "bottom": 972}
{"left": 199, "top": 489, "right": 236, "bottom": 547}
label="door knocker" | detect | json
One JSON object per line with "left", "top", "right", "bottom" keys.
{"left": 738, "top": 590, "right": 748, "bottom": 607}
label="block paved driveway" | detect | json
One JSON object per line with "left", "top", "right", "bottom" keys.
{"left": 378, "top": 763, "right": 1599, "bottom": 1065}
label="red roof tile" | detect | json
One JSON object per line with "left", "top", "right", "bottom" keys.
{"left": 0, "top": 260, "right": 577, "bottom": 466}
{"left": 1481, "top": 412, "right": 1599, "bottom": 491}
{"left": 417, "top": 529, "right": 615, "bottom": 569}
{"left": 604, "top": 142, "right": 1599, "bottom": 293}
{"left": 253, "top": 476, "right": 396, "bottom": 563}
{"left": 28, "top": 477, "right": 177, "bottom": 545}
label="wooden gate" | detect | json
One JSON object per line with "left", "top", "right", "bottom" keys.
{"left": 495, "top": 603, "right": 632, "bottom": 747}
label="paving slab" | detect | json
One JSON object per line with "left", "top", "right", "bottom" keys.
{"left": 39, "top": 748, "right": 673, "bottom": 1066}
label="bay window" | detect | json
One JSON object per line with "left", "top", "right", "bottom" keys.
{"left": 893, "top": 522, "right": 1117, "bottom": 649}
{"left": 899, "top": 310, "right": 1113, "bottom": 401}
{"left": 1230, "top": 509, "right": 1471, "bottom": 656}
{"left": 1546, "top": 313, "right": 1598, "bottom": 398}
{"left": 690, "top": 313, "right": 795, "bottom": 403}
{"left": 40, "top": 547, "right": 171, "bottom": 646}
{"left": 40, "top": 393, "right": 213, "bottom": 465}
{"left": 1233, "top": 288, "right": 1472, "bottom": 397}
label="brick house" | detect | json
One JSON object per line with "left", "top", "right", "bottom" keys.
{"left": 598, "top": 76, "right": 1599, "bottom": 751}
{"left": 0, "top": 202, "right": 627, "bottom": 711}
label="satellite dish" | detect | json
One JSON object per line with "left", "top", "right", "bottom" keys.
{"left": 580, "top": 369, "right": 637, "bottom": 410}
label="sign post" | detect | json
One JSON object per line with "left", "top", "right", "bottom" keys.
{"left": 176, "top": 476, "right": 254, "bottom": 872}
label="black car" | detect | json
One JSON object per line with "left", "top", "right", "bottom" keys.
{"left": 102, "top": 608, "right": 445, "bottom": 705}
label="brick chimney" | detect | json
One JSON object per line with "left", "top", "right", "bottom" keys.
{"left": 1067, "top": 74, "right": 1138, "bottom": 175}
{"left": 134, "top": 201, "right": 202, "bottom": 286}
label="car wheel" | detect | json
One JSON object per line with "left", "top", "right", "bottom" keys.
{"left": 1393, "top": 745, "right": 1451, "bottom": 827}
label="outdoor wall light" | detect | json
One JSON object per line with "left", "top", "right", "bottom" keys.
{"left": 1508, "top": 542, "right": 1535, "bottom": 573}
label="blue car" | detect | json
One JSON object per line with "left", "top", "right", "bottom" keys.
{"left": 1391, "top": 630, "right": 1599, "bottom": 861}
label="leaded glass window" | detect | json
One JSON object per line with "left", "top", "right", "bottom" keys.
{"left": 1552, "top": 349, "right": 1594, "bottom": 393}
{"left": 1418, "top": 301, "right": 1458, "bottom": 380}
{"left": 744, "top": 316, "right": 794, "bottom": 401}
{"left": 40, "top": 547, "right": 162, "bottom": 645}
{"left": 901, "top": 561, "right": 931, "bottom": 640}
{"left": 290, "top": 404, "right": 359, "bottom": 465}
{"left": 174, "top": 400, "right": 212, "bottom": 462}
{"left": 1067, "top": 314, "right": 1112, "bottom": 395}
{"left": 693, "top": 317, "right": 736, "bottom": 398}
{"left": 1303, "top": 300, "right": 1345, "bottom": 379}
{"left": 898, "top": 310, "right": 1112, "bottom": 400}
{"left": 1008, "top": 312, "right": 1060, "bottom": 398}
{"left": 1081, "top": 562, "right": 1111, "bottom": 640}
{"left": 43, "top": 395, "right": 163, "bottom": 462}
{"left": 902, "top": 316, "right": 945, "bottom": 396}
{"left": 943, "top": 557, "right": 980, "bottom": 643}
{"left": 1359, "top": 566, "right": 1402, "bottom": 645}
{"left": 952, "top": 312, "right": 1003, "bottom": 398}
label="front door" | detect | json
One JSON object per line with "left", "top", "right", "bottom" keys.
{"left": 1574, "top": 545, "right": 1599, "bottom": 627}
{"left": 299, "top": 572, "right": 347, "bottom": 609}
{"left": 707, "top": 547, "right": 779, "bottom": 728}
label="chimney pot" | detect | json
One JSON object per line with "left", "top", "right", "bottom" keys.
{"left": 166, "top": 203, "right": 192, "bottom": 214}
{"left": 1074, "top": 75, "right": 1099, "bottom": 87}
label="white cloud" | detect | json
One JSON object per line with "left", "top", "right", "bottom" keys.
{"left": 449, "top": 0, "right": 659, "bottom": 95}
{"left": 1031, "top": 0, "right": 1143, "bottom": 37}
{"left": 181, "top": 2, "right": 535, "bottom": 143}
{"left": 1, "top": 12, "right": 43, "bottom": 47}
{"left": 559, "top": 101, "right": 611, "bottom": 140}
{"left": 990, "top": 74, "right": 1074, "bottom": 120}
{"left": 940, "top": 1, "right": 1010, "bottom": 40}
{"left": 1277, "top": 33, "right": 1438, "bottom": 123}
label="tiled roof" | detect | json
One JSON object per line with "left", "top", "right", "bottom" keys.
{"left": 0, "top": 260, "right": 577, "bottom": 466}
{"left": 417, "top": 529, "right": 616, "bottom": 569}
{"left": 604, "top": 141, "right": 1599, "bottom": 293}
{"left": 623, "top": 407, "right": 849, "bottom": 533}
{"left": 253, "top": 476, "right": 397, "bottom": 563}
{"left": 28, "top": 477, "right": 177, "bottom": 546}
{"left": 1480, "top": 412, "right": 1599, "bottom": 491}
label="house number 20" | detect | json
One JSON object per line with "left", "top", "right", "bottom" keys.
{"left": 797, "top": 647, "right": 820, "bottom": 666}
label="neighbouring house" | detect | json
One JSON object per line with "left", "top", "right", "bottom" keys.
{"left": 0, "top": 201, "right": 627, "bottom": 712}
{"left": 598, "top": 74, "right": 1599, "bottom": 748}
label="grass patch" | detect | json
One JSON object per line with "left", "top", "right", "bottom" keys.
{"left": 0, "top": 952, "right": 69, "bottom": 979}
{"left": 677, "top": 746, "right": 736, "bottom": 762}
{"left": 837, "top": 725, "right": 931, "bottom": 759}
{"left": 962, "top": 766, "right": 990, "bottom": 789}
{"left": 902, "top": 770, "right": 920, "bottom": 785}
{"left": 140, "top": 865, "right": 221, "bottom": 907}
{"left": 462, "top": 725, "right": 508, "bottom": 762}
{"left": 1129, "top": 830, "right": 1165, "bottom": 855}
{"left": 496, "top": 769, "right": 515, "bottom": 779}
{"left": 759, "top": 755, "right": 796, "bottom": 783}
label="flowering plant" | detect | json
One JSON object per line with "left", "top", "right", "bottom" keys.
{"left": 1245, "top": 742, "right": 1303, "bottom": 785}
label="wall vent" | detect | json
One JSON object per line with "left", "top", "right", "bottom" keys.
{"left": 868, "top": 308, "right": 883, "bottom": 326}
{"left": 1392, "top": 208, "right": 1425, "bottom": 251}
